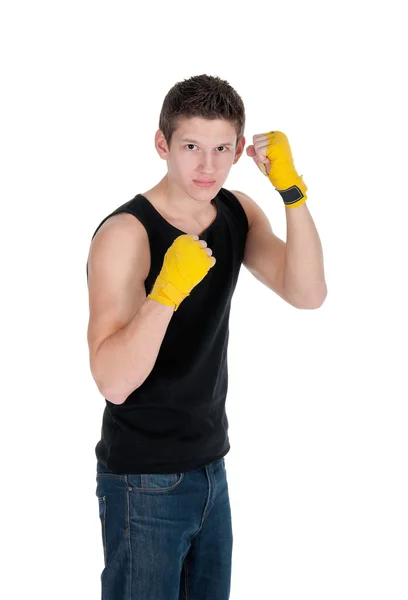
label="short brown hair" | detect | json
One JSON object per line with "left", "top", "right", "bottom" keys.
{"left": 159, "top": 74, "right": 245, "bottom": 149}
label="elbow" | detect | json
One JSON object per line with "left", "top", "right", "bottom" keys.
{"left": 90, "top": 357, "right": 123, "bottom": 405}
{"left": 310, "top": 285, "right": 328, "bottom": 308}
{"left": 287, "top": 283, "right": 328, "bottom": 309}
{"left": 294, "top": 290, "right": 328, "bottom": 309}
{"left": 97, "top": 376, "right": 143, "bottom": 405}
{"left": 90, "top": 351, "right": 148, "bottom": 405}
{"left": 92, "top": 375, "right": 122, "bottom": 405}
{"left": 91, "top": 369, "right": 137, "bottom": 406}
{"left": 101, "top": 387, "right": 126, "bottom": 405}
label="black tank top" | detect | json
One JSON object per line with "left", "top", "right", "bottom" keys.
{"left": 87, "top": 188, "right": 248, "bottom": 474}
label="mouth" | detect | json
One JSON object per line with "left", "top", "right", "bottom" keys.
{"left": 193, "top": 180, "right": 216, "bottom": 187}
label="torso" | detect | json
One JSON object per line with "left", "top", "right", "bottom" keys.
{"left": 91, "top": 188, "right": 253, "bottom": 282}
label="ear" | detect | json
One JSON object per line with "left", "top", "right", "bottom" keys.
{"left": 154, "top": 129, "right": 170, "bottom": 160}
{"left": 232, "top": 136, "right": 246, "bottom": 164}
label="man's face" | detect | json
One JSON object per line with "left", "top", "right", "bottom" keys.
{"left": 156, "top": 116, "right": 245, "bottom": 200}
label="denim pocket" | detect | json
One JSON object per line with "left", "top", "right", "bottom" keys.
{"left": 128, "top": 472, "right": 184, "bottom": 492}
{"left": 97, "top": 495, "right": 107, "bottom": 565}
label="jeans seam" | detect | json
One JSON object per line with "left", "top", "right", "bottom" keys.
{"left": 125, "top": 475, "right": 130, "bottom": 536}
{"left": 184, "top": 553, "right": 190, "bottom": 600}
{"left": 100, "top": 496, "right": 107, "bottom": 565}
{"left": 127, "top": 480, "right": 132, "bottom": 600}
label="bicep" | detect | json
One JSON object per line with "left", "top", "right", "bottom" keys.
{"left": 86, "top": 213, "right": 150, "bottom": 366}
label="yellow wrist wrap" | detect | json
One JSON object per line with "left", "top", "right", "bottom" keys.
{"left": 263, "top": 131, "right": 308, "bottom": 208}
{"left": 148, "top": 234, "right": 214, "bottom": 311}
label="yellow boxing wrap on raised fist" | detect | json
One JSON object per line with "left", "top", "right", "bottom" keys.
{"left": 260, "top": 131, "right": 308, "bottom": 209}
{"left": 148, "top": 234, "right": 214, "bottom": 311}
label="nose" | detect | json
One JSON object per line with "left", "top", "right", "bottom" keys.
{"left": 199, "top": 152, "right": 216, "bottom": 174}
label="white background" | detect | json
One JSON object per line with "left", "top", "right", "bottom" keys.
{"left": 1, "top": 1, "right": 407, "bottom": 598}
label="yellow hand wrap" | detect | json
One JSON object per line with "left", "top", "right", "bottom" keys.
{"left": 260, "top": 131, "right": 308, "bottom": 209}
{"left": 148, "top": 234, "right": 214, "bottom": 311}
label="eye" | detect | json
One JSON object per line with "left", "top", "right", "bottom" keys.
{"left": 185, "top": 144, "right": 228, "bottom": 152}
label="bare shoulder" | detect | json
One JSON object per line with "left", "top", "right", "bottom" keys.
{"left": 92, "top": 211, "right": 147, "bottom": 240}
{"left": 88, "top": 213, "right": 150, "bottom": 277}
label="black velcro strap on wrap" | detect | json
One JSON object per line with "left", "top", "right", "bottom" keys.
{"left": 278, "top": 185, "right": 304, "bottom": 205}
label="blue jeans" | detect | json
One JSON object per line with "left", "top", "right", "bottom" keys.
{"left": 95, "top": 456, "right": 233, "bottom": 599}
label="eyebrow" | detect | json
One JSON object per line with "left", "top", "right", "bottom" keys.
{"left": 180, "top": 137, "right": 234, "bottom": 147}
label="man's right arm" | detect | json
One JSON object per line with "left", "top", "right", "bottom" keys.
{"left": 87, "top": 213, "right": 174, "bottom": 405}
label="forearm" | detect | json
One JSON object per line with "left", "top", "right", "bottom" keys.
{"left": 92, "top": 297, "right": 175, "bottom": 404}
{"left": 284, "top": 202, "right": 327, "bottom": 308}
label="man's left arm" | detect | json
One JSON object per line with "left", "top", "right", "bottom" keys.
{"left": 234, "top": 130, "right": 327, "bottom": 309}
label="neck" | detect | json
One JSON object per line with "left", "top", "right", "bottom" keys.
{"left": 154, "top": 175, "right": 215, "bottom": 220}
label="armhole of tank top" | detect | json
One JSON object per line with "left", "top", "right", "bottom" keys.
{"left": 114, "top": 209, "right": 152, "bottom": 242}
{"left": 221, "top": 188, "right": 250, "bottom": 233}
{"left": 87, "top": 206, "right": 151, "bottom": 282}
{"left": 93, "top": 209, "right": 151, "bottom": 243}
{"left": 88, "top": 209, "right": 151, "bottom": 278}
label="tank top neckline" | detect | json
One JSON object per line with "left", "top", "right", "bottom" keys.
{"left": 136, "top": 192, "right": 221, "bottom": 238}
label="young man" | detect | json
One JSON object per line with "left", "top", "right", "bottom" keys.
{"left": 86, "top": 74, "right": 327, "bottom": 600}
